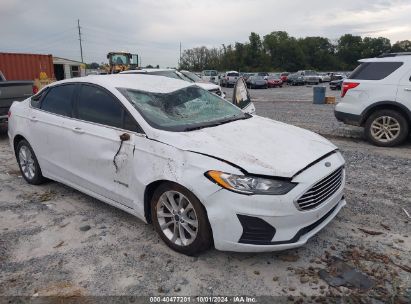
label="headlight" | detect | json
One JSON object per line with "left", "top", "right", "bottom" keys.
{"left": 205, "top": 171, "right": 296, "bottom": 195}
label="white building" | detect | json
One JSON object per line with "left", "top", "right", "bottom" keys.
{"left": 53, "top": 57, "right": 85, "bottom": 80}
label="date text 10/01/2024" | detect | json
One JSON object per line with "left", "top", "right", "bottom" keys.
{"left": 149, "top": 296, "right": 257, "bottom": 303}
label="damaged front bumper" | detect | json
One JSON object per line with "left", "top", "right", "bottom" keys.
{"left": 203, "top": 152, "right": 346, "bottom": 252}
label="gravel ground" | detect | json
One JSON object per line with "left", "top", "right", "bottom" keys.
{"left": 0, "top": 85, "right": 410, "bottom": 301}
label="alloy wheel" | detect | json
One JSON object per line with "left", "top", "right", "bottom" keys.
{"left": 156, "top": 190, "right": 199, "bottom": 246}
{"left": 370, "top": 116, "right": 401, "bottom": 143}
{"left": 19, "top": 145, "right": 36, "bottom": 180}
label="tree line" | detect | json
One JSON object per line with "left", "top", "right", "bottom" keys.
{"left": 179, "top": 31, "right": 411, "bottom": 72}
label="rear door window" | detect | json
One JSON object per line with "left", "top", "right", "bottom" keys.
{"left": 40, "top": 84, "right": 75, "bottom": 117}
{"left": 349, "top": 62, "right": 403, "bottom": 80}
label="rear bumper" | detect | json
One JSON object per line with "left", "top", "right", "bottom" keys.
{"left": 268, "top": 82, "right": 282, "bottom": 87}
{"left": 334, "top": 110, "right": 362, "bottom": 126}
{"left": 252, "top": 83, "right": 267, "bottom": 88}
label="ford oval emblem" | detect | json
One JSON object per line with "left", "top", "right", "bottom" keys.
{"left": 325, "top": 162, "right": 331, "bottom": 167}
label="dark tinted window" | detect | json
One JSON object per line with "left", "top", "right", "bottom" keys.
{"left": 349, "top": 62, "right": 403, "bottom": 80}
{"left": 124, "top": 111, "right": 140, "bottom": 132}
{"left": 77, "top": 85, "right": 123, "bottom": 128}
{"left": 41, "top": 85, "right": 75, "bottom": 117}
{"left": 31, "top": 88, "right": 48, "bottom": 108}
{"left": 227, "top": 72, "right": 239, "bottom": 77}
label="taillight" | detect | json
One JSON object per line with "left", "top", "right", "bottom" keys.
{"left": 7, "top": 110, "right": 11, "bottom": 118}
{"left": 32, "top": 85, "right": 39, "bottom": 94}
{"left": 341, "top": 82, "right": 359, "bottom": 98}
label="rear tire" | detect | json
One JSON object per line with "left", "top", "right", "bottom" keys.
{"left": 151, "top": 182, "right": 213, "bottom": 255}
{"left": 364, "top": 109, "right": 409, "bottom": 147}
{"left": 16, "top": 139, "right": 46, "bottom": 185}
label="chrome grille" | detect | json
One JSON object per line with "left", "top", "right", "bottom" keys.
{"left": 297, "top": 167, "right": 344, "bottom": 211}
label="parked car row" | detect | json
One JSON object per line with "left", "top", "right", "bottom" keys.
{"left": 198, "top": 70, "right": 353, "bottom": 87}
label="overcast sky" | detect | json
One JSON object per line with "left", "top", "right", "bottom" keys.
{"left": 1, "top": 0, "right": 410, "bottom": 67}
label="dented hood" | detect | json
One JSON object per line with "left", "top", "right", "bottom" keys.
{"left": 150, "top": 116, "right": 337, "bottom": 177}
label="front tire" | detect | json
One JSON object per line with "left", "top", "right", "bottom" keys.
{"left": 364, "top": 109, "right": 409, "bottom": 147}
{"left": 16, "top": 139, "right": 46, "bottom": 185}
{"left": 151, "top": 182, "right": 212, "bottom": 255}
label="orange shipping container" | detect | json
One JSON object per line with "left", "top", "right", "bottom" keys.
{"left": 0, "top": 52, "right": 54, "bottom": 81}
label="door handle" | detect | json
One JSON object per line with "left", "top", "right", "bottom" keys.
{"left": 72, "top": 127, "right": 85, "bottom": 134}
{"left": 30, "top": 116, "right": 38, "bottom": 122}
{"left": 404, "top": 88, "right": 411, "bottom": 92}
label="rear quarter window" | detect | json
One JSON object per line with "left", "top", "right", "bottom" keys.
{"left": 349, "top": 62, "right": 403, "bottom": 80}
{"left": 40, "top": 85, "right": 75, "bottom": 117}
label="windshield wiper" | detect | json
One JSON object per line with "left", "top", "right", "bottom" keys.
{"left": 183, "top": 114, "right": 251, "bottom": 132}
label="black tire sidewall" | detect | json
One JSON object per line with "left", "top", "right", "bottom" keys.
{"left": 365, "top": 110, "right": 409, "bottom": 147}
{"left": 16, "top": 140, "right": 45, "bottom": 185}
{"left": 151, "top": 182, "right": 212, "bottom": 255}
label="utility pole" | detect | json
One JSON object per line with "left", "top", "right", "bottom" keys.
{"left": 77, "top": 19, "right": 84, "bottom": 63}
{"left": 179, "top": 42, "right": 182, "bottom": 67}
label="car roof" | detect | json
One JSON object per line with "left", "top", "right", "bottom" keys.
{"left": 48, "top": 74, "right": 193, "bottom": 94}
{"left": 120, "top": 68, "right": 176, "bottom": 74}
{"left": 359, "top": 56, "right": 411, "bottom": 63}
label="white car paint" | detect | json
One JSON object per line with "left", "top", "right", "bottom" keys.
{"left": 8, "top": 74, "right": 346, "bottom": 252}
{"left": 151, "top": 116, "right": 337, "bottom": 177}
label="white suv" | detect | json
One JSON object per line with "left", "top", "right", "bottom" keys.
{"left": 335, "top": 53, "right": 411, "bottom": 146}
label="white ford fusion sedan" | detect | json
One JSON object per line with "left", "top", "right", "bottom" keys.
{"left": 8, "top": 74, "right": 346, "bottom": 255}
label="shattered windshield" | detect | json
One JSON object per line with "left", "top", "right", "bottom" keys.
{"left": 119, "top": 86, "right": 246, "bottom": 132}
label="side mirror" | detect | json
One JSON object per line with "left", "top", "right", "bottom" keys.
{"left": 120, "top": 133, "right": 130, "bottom": 141}
{"left": 232, "top": 78, "right": 253, "bottom": 114}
